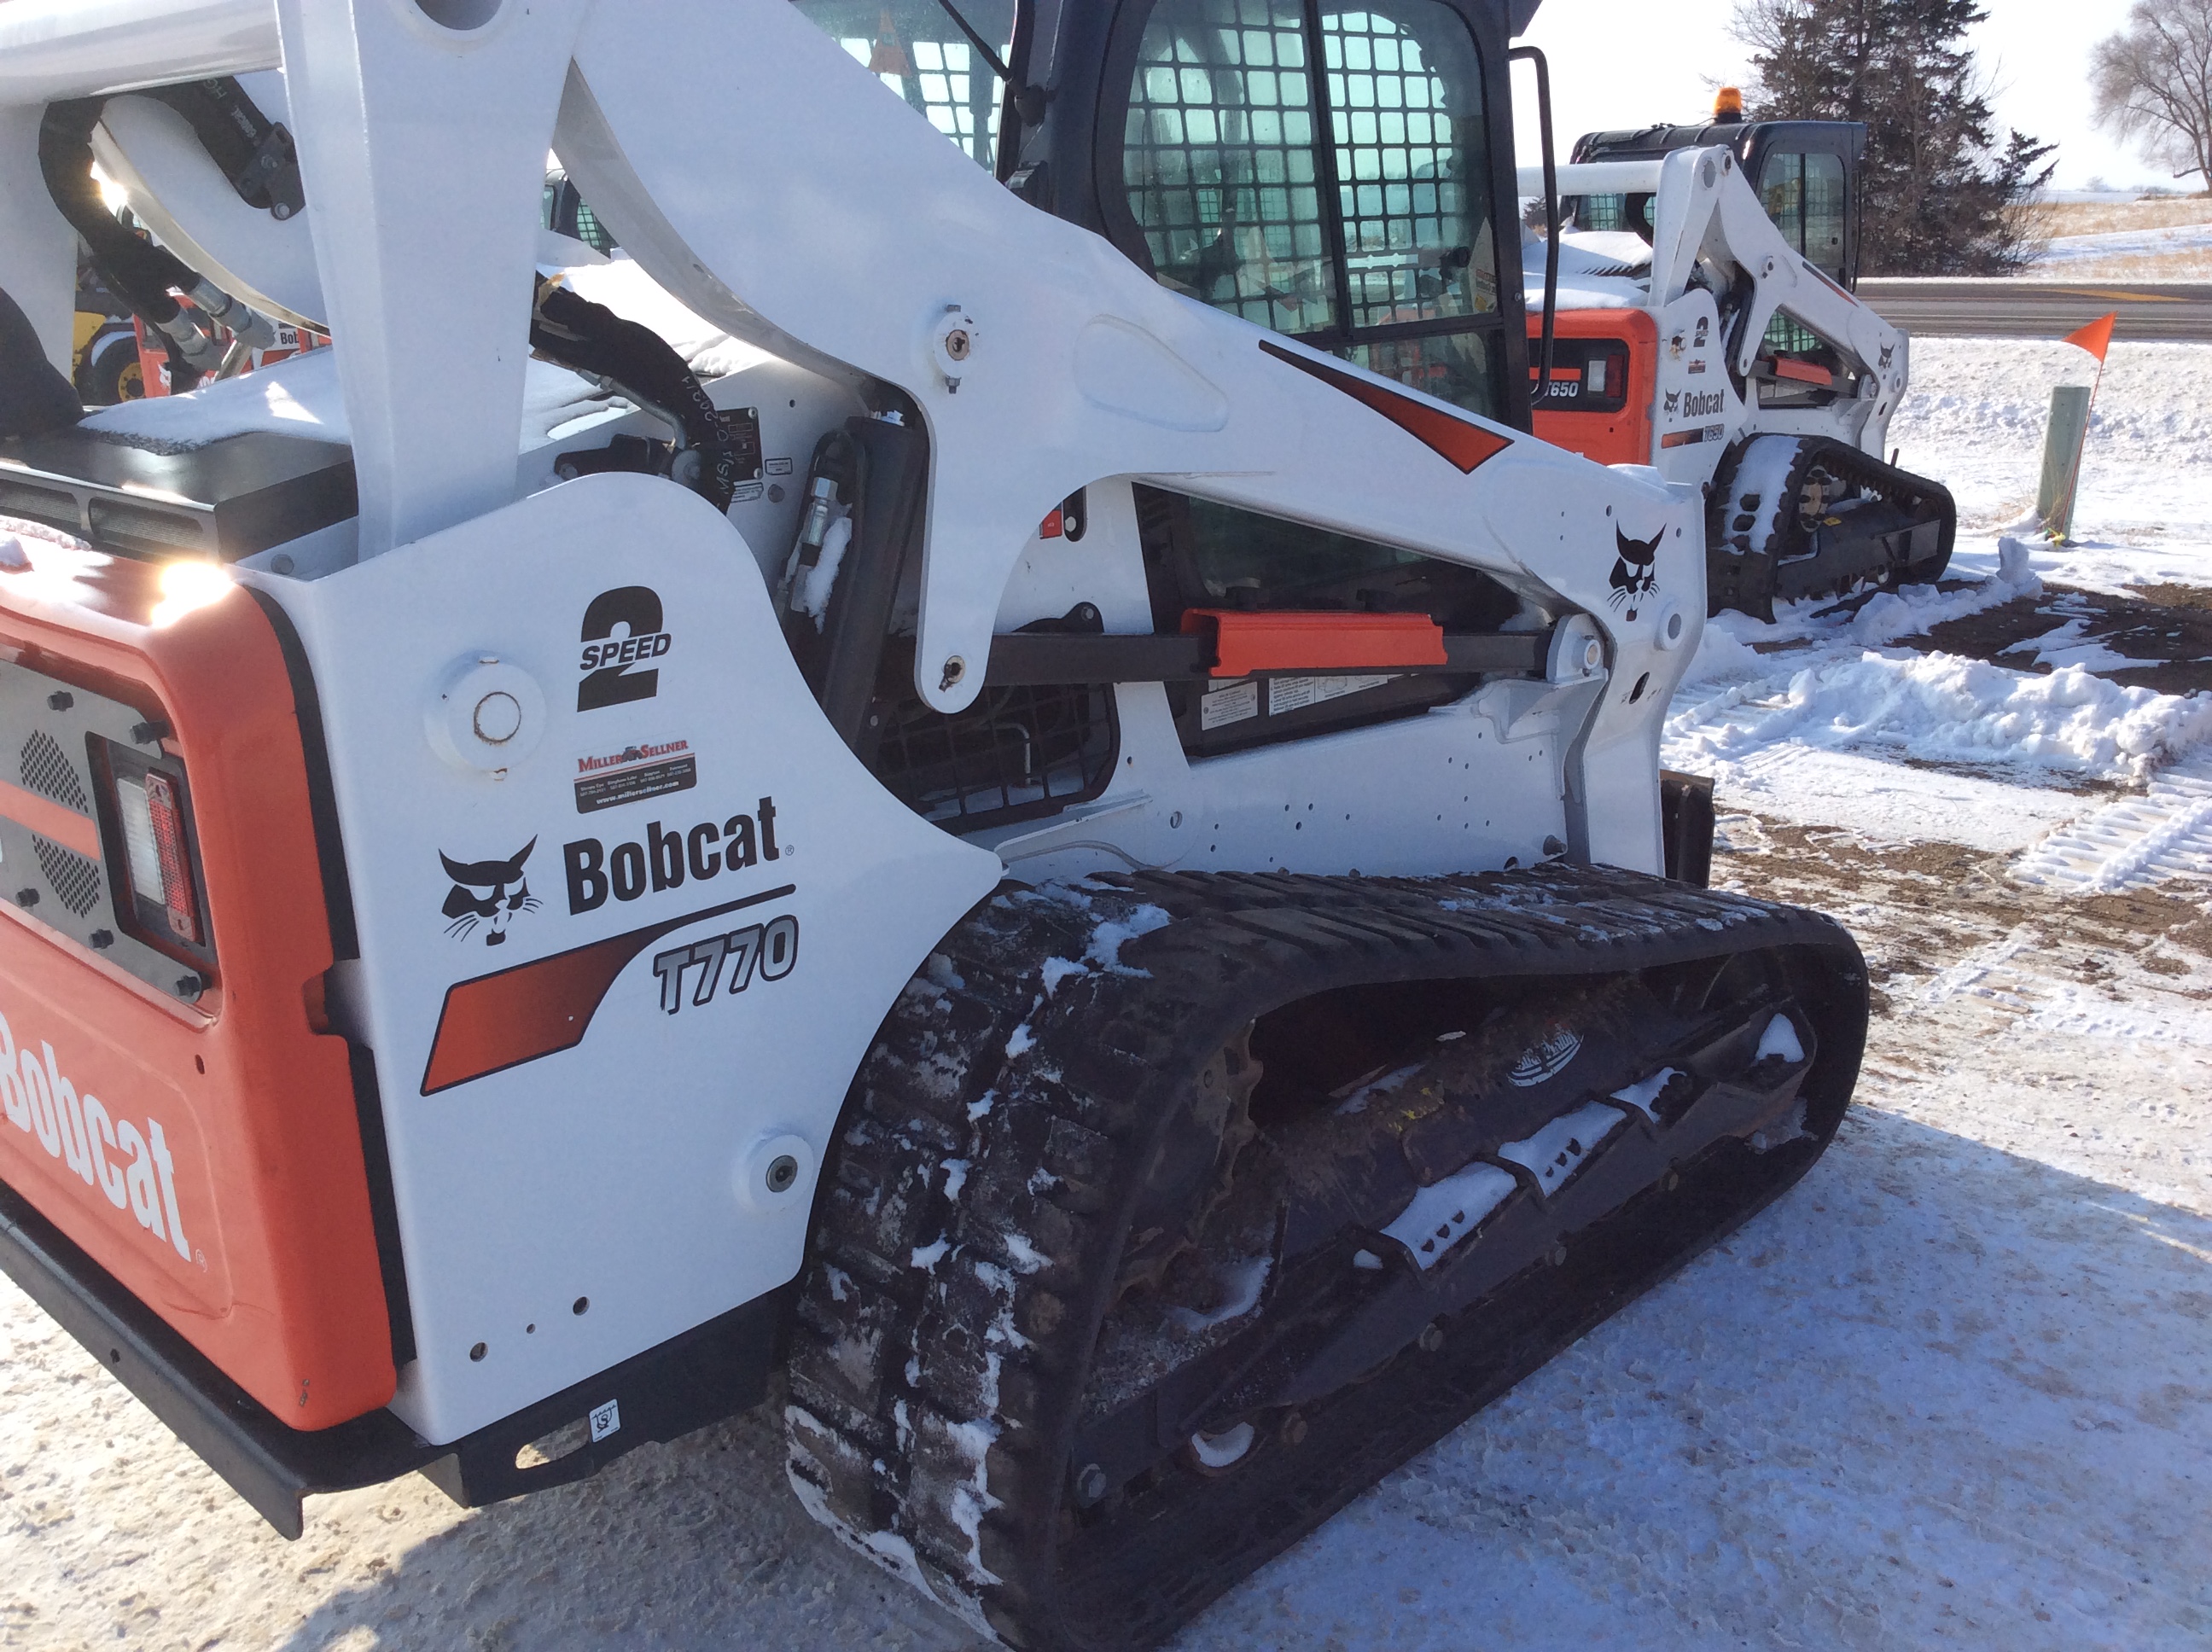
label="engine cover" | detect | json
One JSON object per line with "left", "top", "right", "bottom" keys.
{"left": 0, "top": 530, "right": 394, "bottom": 1429}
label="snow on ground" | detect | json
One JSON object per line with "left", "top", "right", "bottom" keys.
{"left": 6, "top": 335, "right": 2212, "bottom": 1649}
{"left": 1889, "top": 337, "right": 2212, "bottom": 596}
{"left": 1659, "top": 334, "right": 2212, "bottom": 859}
{"left": 2019, "top": 198, "right": 2212, "bottom": 281}
{"left": 2029, "top": 221, "right": 2212, "bottom": 275}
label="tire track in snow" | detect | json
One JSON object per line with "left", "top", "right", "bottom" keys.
{"left": 2012, "top": 747, "right": 2212, "bottom": 893}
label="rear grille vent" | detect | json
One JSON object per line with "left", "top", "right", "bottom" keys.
{"left": 84, "top": 497, "right": 212, "bottom": 556}
{"left": 0, "top": 480, "right": 84, "bottom": 538}
{"left": 32, "top": 836, "right": 100, "bottom": 917}
{"left": 20, "top": 730, "right": 90, "bottom": 813}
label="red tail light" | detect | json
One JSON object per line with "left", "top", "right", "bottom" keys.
{"left": 108, "top": 750, "right": 211, "bottom": 968}
{"left": 141, "top": 771, "right": 201, "bottom": 944}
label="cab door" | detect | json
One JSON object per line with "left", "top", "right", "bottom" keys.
{"left": 1746, "top": 124, "right": 1861, "bottom": 288}
{"left": 1089, "top": 0, "right": 1528, "bottom": 427}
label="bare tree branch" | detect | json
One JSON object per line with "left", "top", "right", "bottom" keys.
{"left": 2093, "top": 0, "right": 2212, "bottom": 187}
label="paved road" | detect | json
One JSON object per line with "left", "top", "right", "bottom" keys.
{"left": 1856, "top": 278, "right": 2212, "bottom": 342}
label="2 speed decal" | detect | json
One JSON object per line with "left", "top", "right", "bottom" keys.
{"left": 577, "top": 585, "right": 672, "bottom": 712}
{"left": 651, "top": 915, "right": 797, "bottom": 1014}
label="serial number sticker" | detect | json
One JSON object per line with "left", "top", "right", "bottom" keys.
{"left": 1268, "top": 674, "right": 1394, "bottom": 715}
{"left": 765, "top": 457, "right": 793, "bottom": 476}
{"left": 1199, "top": 678, "right": 1260, "bottom": 730}
{"left": 731, "top": 481, "right": 765, "bottom": 503}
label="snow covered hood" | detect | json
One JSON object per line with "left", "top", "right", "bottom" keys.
{"left": 1522, "top": 229, "right": 1651, "bottom": 313}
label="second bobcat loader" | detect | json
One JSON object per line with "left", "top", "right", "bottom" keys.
{"left": 0, "top": 0, "right": 1866, "bottom": 1645}
{"left": 1517, "top": 92, "right": 1958, "bottom": 619}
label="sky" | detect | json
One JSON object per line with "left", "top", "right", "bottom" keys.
{"left": 1511, "top": 0, "right": 2172, "bottom": 194}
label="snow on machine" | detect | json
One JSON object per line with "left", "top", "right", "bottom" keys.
{"left": 0, "top": 1, "right": 1866, "bottom": 1645}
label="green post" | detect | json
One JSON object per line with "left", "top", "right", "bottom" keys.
{"left": 2037, "top": 384, "right": 2093, "bottom": 542}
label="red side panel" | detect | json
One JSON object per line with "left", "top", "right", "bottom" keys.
{"left": 1529, "top": 308, "right": 1658, "bottom": 468}
{"left": 0, "top": 537, "right": 394, "bottom": 1428}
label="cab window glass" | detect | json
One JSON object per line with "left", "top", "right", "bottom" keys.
{"left": 1574, "top": 192, "right": 1642, "bottom": 233}
{"left": 1340, "top": 329, "right": 1495, "bottom": 422}
{"left": 1759, "top": 150, "right": 1804, "bottom": 252}
{"left": 1326, "top": 4, "right": 1494, "bottom": 327}
{"left": 1124, "top": 0, "right": 1336, "bottom": 331}
{"left": 1123, "top": 0, "right": 1506, "bottom": 419}
{"left": 795, "top": 0, "right": 1016, "bottom": 170}
{"left": 1137, "top": 485, "right": 1517, "bottom": 631}
{"left": 1803, "top": 151, "right": 1845, "bottom": 276}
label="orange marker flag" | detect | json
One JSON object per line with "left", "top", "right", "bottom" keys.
{"left": 2065, "top": 311, "right": 2117, "bottom": 364}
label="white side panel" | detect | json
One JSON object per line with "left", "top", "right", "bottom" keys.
{"left": 274, "top": 0, "right": 587, "bottom": 556}
{"left": 0, "top": 0, "right": 279, "bottom": 106}
{"left": 0, "top": 106, "right": 79, "bottom": 375}
{"left": 987, "top": 676, "right": 1597, "bottom": 887}
{"left": 991, "top": 480, "right": 1155, "bottom": 638}
{"left": 264, "top": 473, "right": 1000, "bottom": 1444}
{"left": 1181, "top": 693, "right": 1574, "bottom": 876}
{"left": 1649, "top": 287, "right": 1735, "bottom": 489}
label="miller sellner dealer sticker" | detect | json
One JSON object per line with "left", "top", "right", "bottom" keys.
{"left": 573, "top": 736, "right": 698, "bottom": 814}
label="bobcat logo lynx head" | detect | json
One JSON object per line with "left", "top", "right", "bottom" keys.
{"left": 440, "top": 839, "right": 540, "bottom": 945}
{"left": 1608, "top": 527, "right": 1662, "bottom": 621}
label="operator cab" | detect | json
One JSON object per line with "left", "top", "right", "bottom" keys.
{"left": 1566, "top": 111, "right": 1865, "bottom": 290}
{"left": 792, "top": 0, "right": 1537, "bottom": 429}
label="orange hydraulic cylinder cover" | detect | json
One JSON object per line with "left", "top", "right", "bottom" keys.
{"left": 1528, "top": 307, "right": 1659, "bottom": 468}
{"left": 0, "top": 532, "right": 394, "bottom": 1428}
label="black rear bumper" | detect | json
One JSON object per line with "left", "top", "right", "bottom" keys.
{"left": 0, "top": 1178, "right": 784, "bottom": 1537}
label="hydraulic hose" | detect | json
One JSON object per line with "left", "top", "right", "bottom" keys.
{"left": 529, "top": 277, "right": 739, "bottom": 515}
{"left": 38, "top": 82, "right": 297, "bottom": 394}
{"left": 0, "top": 282, "right": 84, "bottom": 439}
{"left": 38, "top": 101, "right": 195, "bottom": 326}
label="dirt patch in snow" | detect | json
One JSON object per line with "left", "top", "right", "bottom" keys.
{"left": 1906, "top": 581, "right": 2212, "bottom": 696}
{"left": 1714, "top": 814, "right": 2212, "bottom": 976}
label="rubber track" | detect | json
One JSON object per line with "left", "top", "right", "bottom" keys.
{"left": 1708, "top": 434, "right": 1954, "bottom": 620}
{"left": 783, "top": 864, "right": 1865, "bottom": 1649}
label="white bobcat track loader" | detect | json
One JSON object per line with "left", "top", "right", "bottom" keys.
{"left": 0, "top": 1, "right": 1867, "bottom": 1646}
{"left": 1518, "top": 113, "right": 1957, "bottom": 620}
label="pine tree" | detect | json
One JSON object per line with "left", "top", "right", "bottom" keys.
{"left": 1732, "top": 0, "right": 2056, "bottom": 275}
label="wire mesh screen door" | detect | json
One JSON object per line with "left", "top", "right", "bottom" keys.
{"left": 1123, "top": 0, "right": 1505, "bottom": 416}
{"left": 797, "top": 0, "right": 1016, "bottom": 171}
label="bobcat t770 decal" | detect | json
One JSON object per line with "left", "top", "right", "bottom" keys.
{"left": 420, "top": 884, "right": 796, "bottom": 1094}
